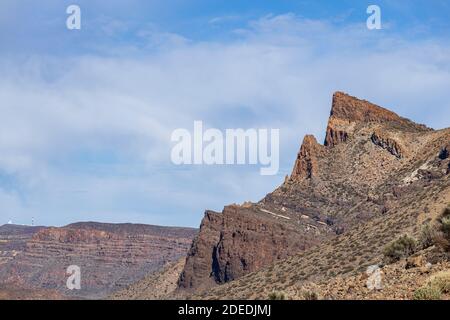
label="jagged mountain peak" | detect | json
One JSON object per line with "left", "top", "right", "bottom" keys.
{"left": 290, "top": 134, "right": 323, "bottom": 181}
{"left": 330, "top": 92, "right": 403, "bottom": 124}
{"left": 291, "top": 92, "right": 420, "bottom": 180}
{"left": 325, "top": 92, "right": 429, "bottom": 147}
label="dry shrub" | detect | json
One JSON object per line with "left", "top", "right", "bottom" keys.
{"left": 433, "top": 206, "right": 450, "bottom": 251}
{"left": 429, "top": 270, "right": 450, "bottom": 294}
{"left": 383, "top": 235, "right": 417, "bottom": 263}
{"left": 413, "top": 285, "right": 442, "bottom": 300}
{"left": 268, "top": 291, "right": 286, "bottom": 300}
{"left": 301, "top": 290, "right": 319, "bottom": 300}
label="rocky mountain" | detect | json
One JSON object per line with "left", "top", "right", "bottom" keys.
{"left": 177, "top": 92, "right": 450, "bottom": 298}
{"left": 0, "top": 222, "right": 197, "bottom": 299}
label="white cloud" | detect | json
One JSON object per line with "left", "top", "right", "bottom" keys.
{"left": 0, "top": 14, "right": 449, "bottom": 226}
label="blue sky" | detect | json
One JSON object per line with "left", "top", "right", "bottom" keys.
{"left": 0, "top": 0, "right": 449, "bottom": 227}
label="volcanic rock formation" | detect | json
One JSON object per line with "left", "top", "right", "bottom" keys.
{"left": 291, "top": 135, "right": 323, "bottom": 180}
{"left": 178, "top": 92, "right": 449, "bottom": 297}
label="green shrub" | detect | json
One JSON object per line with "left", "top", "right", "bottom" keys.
{"left": 413, "top": 285, "right": 442, "bottom": 300}
{"left": 383, "top": 235, "right": 417, "bottom": 263}
{"left": 268, "top": 291, "right": 286, "bottom": 300}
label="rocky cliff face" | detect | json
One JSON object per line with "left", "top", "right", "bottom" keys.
{"left": 179, "top": 205, "right": 328, "bottom": 290}
{"left": 0, "top": 222, "right": 197, "bottom": 299}
{"left": 178, "top": 92, "right": 449, "bottom": 295}
{"left": 290, "top": 135, "right": 323, "bottom": 180}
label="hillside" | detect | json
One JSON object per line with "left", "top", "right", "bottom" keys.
{"left": 109, "top": 258, "right": 185, "bottom": 300}
{"left": 0, "top": 222, "right": 197, "bottom": 299}
{"left": 176, "top": 92, "right": 449, "bottom": 299}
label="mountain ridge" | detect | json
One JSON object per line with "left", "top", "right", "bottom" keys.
{"left": 176, "top": 91, "right": 449, "bottom": 298}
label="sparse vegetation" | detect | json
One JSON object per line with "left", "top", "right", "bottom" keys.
{"left": 302, "top": 290, "right": 319, "bottom": 300}
{"left": 433, "top": 205, "right": 450, "bottom": 251}
{"left": 413, "top": 285, "right": 442, "bottom": 300}
{"left": 440, "top": 205, "right": 450, "bottom": 227}
{"left": 429, "top": 271, "right": 450, "bottom": 294}
{"left": 383, "top": 235, "right": 417, "bottom": 263}
{"left": 268, "top": 291, "right": 286, "bottom": 300}
{"left": 418, "top": 223, "right": 436, "bottom": 249}
{"left": 413, "top": 270, "right": 450, "bottom": 300}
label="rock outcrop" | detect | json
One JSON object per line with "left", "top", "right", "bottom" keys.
{"left": 290, "top": 135, "right": 323, "bottom": 180}
{"left": 439, "top": 144, "right": 449, "bottom": 160}
{"left": 178, "top": 205, "right": 327, "bottom": 290}
{"left": 370, "top": 130, "right": 405, "bottom": 159}
{"left": 324, "top": 92, "right": 427, "bottom": 147}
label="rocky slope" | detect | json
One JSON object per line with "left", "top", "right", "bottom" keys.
{"left": 110, "top": 258, "right": 186, "bottom": 300}
{"left": 0, "top": 222, "right": 197, "bottom": 299}
{"left": 307, "top": 251, "right": 450, "bottom": 300}
{"left": 208, "top": 246, "right": 450, "bottom": 300}
{"left": 178, "top": 92, "right": 450, "bottom": 298}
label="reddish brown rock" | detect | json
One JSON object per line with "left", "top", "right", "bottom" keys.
{"left": 324, "top": 92, "right": 426, "bottom": 147}
{"left": 290, "top": 135, "right": 324, "bottom": 180}
{"left": 178, "top": 204, "right": 327, "bottom": 290}
{"left": 329, "top": 92, "right": 403, "bottom": 124}
{"left": 178, "top": 211, "right": 222, "bottom": 290}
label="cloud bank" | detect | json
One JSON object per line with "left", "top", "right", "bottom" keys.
{"left": 0, "top": 13, "right": 449, "bottom": 226}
